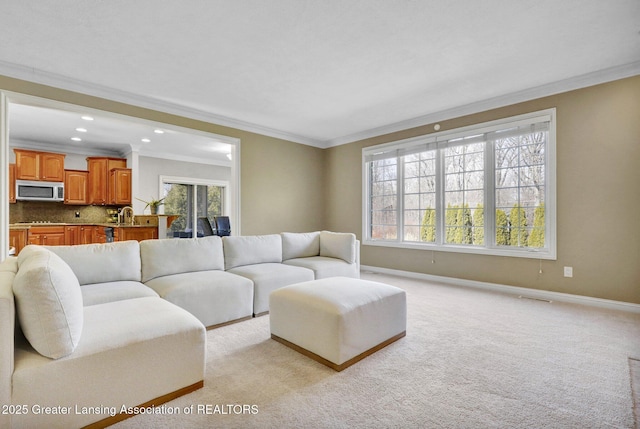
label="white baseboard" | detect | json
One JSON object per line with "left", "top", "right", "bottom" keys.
{"left": 360, "top": 265, "right": 640, "bottom": 314}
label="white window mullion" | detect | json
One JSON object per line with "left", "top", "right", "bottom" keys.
{"left": 364, "top": 162, "right": 372, "bottom": 241}
{"left": 397, "top": 156, "right": 404, "bottom": 243}
{"left": 435, "top": 147, "right": 445, "bottom": 245}
{"left": 191, "top": 186, "right": 198, "bottom": 237}
{"left": 485, "top": 138, "right": 496, "bottom": 248}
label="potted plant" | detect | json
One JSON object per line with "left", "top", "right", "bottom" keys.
{"left": 136, "top": 197, "right": 165, "bottom": 215}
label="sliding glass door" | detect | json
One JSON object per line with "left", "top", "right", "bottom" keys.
{"left": 162, "top": 178, "right": 227, "bottom": 238}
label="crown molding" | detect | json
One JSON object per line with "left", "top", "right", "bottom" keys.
{"left": 0, "top": 60, "right": 325, "bottom": 148}
{"left": 137, "top": 148, "right": 233, "bottom": 167}
{"left": 9, "top": 138, "right": 123, "bottom": 158}
{"left": 2, "top": 60, "right": 639, "bottom": 151}
{"left": 325, "top": 61, "right": 640, "bottom": 147}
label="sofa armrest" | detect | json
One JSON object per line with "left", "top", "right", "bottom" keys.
{"left": 319, "top": 231, "right": 357, "bottom": 264}
{"left": 0, "top": 259, "right": 17, "bottom": 427}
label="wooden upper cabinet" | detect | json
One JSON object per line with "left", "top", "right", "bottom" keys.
{"left": 64, "top": 170, "right": 89, "bottom": 205}
{"left": 14, "top": 149, "right": 65, "bottom": 182}
{"left": 9, "top": 164, "right": 16, "bottom": 203}
{"left": 40, "top": 152, "right": 65, "bottom": 181}
{"left": 109, "top": 168, "right": 132, "bottom": 205}
{"left": 87, "top": 158, "right": 108, "bottom": 205}
{"left": 14, "top": 150, "right": 38, "bottom": 180}
{"left": 87, "top": 157, "right": 127, "bottom": 205}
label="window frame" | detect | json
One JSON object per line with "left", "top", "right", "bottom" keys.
{"left": 362, "top": 109, "right": 557, "bottom": 260}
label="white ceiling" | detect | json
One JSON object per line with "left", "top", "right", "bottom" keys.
{"left": 0, "top": 0, "right": 639, "bottom": 152}
{"left": 7, "top": 99, "right": 234, "bottom": 165}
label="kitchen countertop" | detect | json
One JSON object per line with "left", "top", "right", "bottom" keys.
{"left": 10, "top": 223, "right": 157, "bottom": 229}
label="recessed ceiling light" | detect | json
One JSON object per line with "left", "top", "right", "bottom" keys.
{"left": 75, "top": 127, "right": 87, "bottom": 133}
{"left": 81, "top": 115, "right": 94, "bottom": 121}
{"left": 141, "top": 138, "right": 151, "bottom": 143}
{"left": 154, "top": 129, "right": 164, "bottom": 134}
{"left": 71, "top": 137, "right": 82, "bottom": 142}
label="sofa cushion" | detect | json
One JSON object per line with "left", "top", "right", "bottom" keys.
{"left": 13, "top": 246, "right": 83, "bottom": 359}
{"left": 228, "top": 263, "right": 314, "bottom": 314}
{"left": 145, "top": 270, "right": 254, "bottom": 327}
{"left": 283, "top": 256, "right": 360, "bottom": 279}
{"left": 140, "top": 236, "right": 224, "bottom": 283}
{"left": 46, "top": 241, "right": 141, "bottom": 285}
{"left": 81, "top": 281, "right": 159, "bottom": 306}
{"left": 0, "top": 256, "right": 17, "bottom": 273}
{"left": 320, "top": 231, "right": 357, "bottom": 264}
{"left": 223, "top": 234, "right": 283, "bottom": 270}
{"left": 281, "top": 231, "right": 320, "bottom": 260}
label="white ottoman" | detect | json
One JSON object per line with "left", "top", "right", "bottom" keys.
{"left": 269, "top": 277, "right": 406, "bottom": 371}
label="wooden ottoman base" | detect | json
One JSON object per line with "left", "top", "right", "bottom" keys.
{"left": 271, "top": 331, "right": 406, "bottom": 372}
{"left": 269, "top": 277, "right": 407, "bottom": 371}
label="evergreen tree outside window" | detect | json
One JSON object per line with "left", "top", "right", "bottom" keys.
{"left": 363, "top": 109, "right": 556, "bottom": 259}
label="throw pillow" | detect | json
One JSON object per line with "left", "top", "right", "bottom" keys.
{"left": 13, "top": 246, "right": 83, "bottom": 359}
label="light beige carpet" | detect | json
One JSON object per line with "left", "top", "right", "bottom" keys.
{"left": 114, "top": 273, "right": 640, "bottom": 428}
{"left": 630, "top": 358, "right": 640, "bottom": 427}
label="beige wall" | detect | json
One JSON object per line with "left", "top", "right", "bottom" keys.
{"left": 0, "top": 75, "right": 326, "bottom": 237}
{"left": 325, "top": 75, "right": 640, "bottom": 304}
{"left": 240, "top": 134, "right": 325, "bottom": 235}
{"left": 2, "top": 74, "right": 639, "bottom": 303}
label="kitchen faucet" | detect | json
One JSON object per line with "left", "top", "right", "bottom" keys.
{"left": 120, "top": 206, "right": 135, "bottom": 225}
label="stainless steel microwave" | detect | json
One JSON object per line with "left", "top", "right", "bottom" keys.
{"left": 16, "top": 180, "right": 64, "bottom": 202}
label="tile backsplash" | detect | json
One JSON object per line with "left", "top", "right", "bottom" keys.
{"left": 10, "top": 201, "right": 120, "bottom": 224}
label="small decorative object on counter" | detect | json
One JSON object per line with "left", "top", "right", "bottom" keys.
{"left": 136, "top": 197, "right": 165, "bottom": 215}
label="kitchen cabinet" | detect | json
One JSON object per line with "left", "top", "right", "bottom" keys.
{"left": 64, "top": 225, "right": 79, "bottom": 245}
{"left": 66, "top": 225, "right": 97, "bottom": 244}
{"left": 87, "top": 157, "right": 127, "bottom": 205}
{"left": 108, "top": 168, "right": 132, "bottom": 205}
{"left": 28, "top": 226, "right": 66, "bottom": 246}
{"left": 81, "top": 225, "right": 97, "bottom": 244}
{"left": 117, "top": 227, "right": 157, "bottom": 242}
{"left": 9, "top": 164, "right": 16, "bottom": 203}
{"left": 64, "top": 170, "right": 89, "bottom": 205}
{"left": 14, "top": 149, "right": 65, "bottom": 182}
{"left": 94, "top": 226, "right": 108, "bottom": 243}
{"left": 9, "top": 229, "right": 27, "bottom": 255}
{"left": 94, "top": 225, "right": 123, "bottom": 243}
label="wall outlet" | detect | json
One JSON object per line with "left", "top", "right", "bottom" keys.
{"left": 563, "top": 266, "right": 573, "bottom": 278}
{"left": 74, "top": 211, "right": 80, "bottom": 218}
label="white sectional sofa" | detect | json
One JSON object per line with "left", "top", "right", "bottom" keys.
{"left": 0, "top": 231, "right": 359, "bottom": 428}
{"left": 223, "top": 231, "right": 360, "bottom": 315}
{"left": 1, "top": 243, "right": 205, "bottom": 429}
{"left": 140, "top": 236, "right": 255, "bottom": 327}
{"left": 223, "top": 234, "right": 315, "bottom": 315}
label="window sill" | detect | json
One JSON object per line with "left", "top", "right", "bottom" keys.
{"left": 363, "top": 239, "right": 556, "bottom": 260}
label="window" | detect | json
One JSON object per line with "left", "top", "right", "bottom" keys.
{"left": 363, "top": 109, "right": 556, "bottom": 259}
{"left": 161, "top": 177, "right": 228, "bottom": 238}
